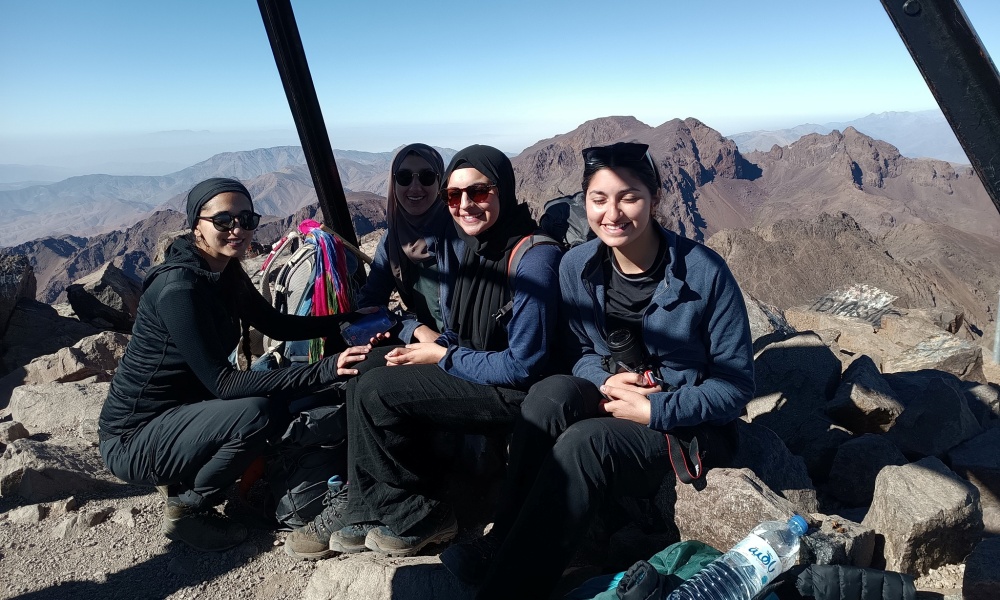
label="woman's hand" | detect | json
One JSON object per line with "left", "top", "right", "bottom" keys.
{"left": 335, "top": 344, "right": 372, "bottom": 376}
{"left": 385, "top": 343, "right": 447, "bottom": 366}
{"left": 599, "top": 384, "right": 653, "bottom": 425}
{"left": 412, "top": 325, "right": 441, "bottom": 344}
{"left": 604, "top": 371, "right": 662, "bottom": 397}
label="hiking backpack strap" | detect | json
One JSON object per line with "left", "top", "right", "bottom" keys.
{"left": 493, "top": 233, "right": 560, "bottom": 323}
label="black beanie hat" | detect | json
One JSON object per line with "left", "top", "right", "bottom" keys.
{"left": 186, "top": 178, "right": 252, "bottom": 229}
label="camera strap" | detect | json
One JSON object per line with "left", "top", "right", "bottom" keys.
{"left": 665, "top": 432, "right": 704, "bottom": 485}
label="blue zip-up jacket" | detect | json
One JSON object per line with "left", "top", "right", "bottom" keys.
{"left": 356, "top": 225, "right": 459, "bottom": 343}
{"left": 438, "top": 242, "right": 563, "bottom": 389}
{"left": 559, "top": 224, "right": 754, "bottom": 432}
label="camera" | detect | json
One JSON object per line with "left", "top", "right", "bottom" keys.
{"left": 607, "top": 328, "right": 661, "bottom": 387}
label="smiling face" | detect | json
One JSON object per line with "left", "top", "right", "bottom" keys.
{"left": 394, "top": 153, "right": 440, "bottom": 217}
{"left": 446, "top": 167, "right": 500, "bottom": 238}
{"left": 585, "top": 166, "right": 659, "bottom": 252}
{"left": 192, "top": 191, "right": 254, "bottom": 272}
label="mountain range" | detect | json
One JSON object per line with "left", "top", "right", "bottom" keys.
{"left": 4, "top": 116, "right": 1000, "bottom": 353}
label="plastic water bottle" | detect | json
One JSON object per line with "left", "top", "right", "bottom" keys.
{"left": 666, "top": 515, "right": 809, "bottom": 600}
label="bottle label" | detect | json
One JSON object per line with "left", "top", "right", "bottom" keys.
{"left": 731, "top": 533, "right": 781, "bottom": 585}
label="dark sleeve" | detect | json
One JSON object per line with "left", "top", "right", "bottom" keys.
{"left": 795, "top": 565, "right": 916, "bottom": 600}
{"left": 238, "top": 273, "right": 355, "bottom": 351}
{"left": 157, "top": 281, "right": 344, "bottom": 399}
{"left": 356, "top": 235, "right": 395, "bottom": 309}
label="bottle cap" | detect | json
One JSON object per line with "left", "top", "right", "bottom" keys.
{"left": 788, "top": 515, "right": 808, "bottom": 537}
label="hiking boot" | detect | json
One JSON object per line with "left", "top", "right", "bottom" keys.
{"left": 161, "top": 500, "right": 247, "bottom": 552}
{"left": 364, "top": 507, "right": 458, "bottom": 557}
{"left": 284, "top": 481, "right": 351, "bottom": 560}
{"left": 440, "top": 530, "right": 502, "bottom": 584}
{"left": 328, "top": 522, "right": 378, "bottom": 554}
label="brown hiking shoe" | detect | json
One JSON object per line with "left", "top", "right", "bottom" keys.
{"left": 284, "top": 479, "right": 351, "bottom": 560}
{"left": 364, "top": 507, "right": 458, "bottom": 557}
{"left": 161, "top": 500, "right": 247, "bottom": 552}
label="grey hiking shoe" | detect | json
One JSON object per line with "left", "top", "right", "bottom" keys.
{"left": 284, "top": 481, "right": 350, "bottom": 560}
{"left": 328, "top": 522, "right": 378, "bottom": 554}
{"left": 161, "top": 500, "right": 247, "bottom": 552}
{"left": 364, "top": 507, "right": 458, "bottom": 557}
{"left": 440, "top": 530, "right": 501, "bottom": 584}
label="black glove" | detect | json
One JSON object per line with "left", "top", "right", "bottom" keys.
{"left": 616, "top": 560, "right": 683, "bottom": 600}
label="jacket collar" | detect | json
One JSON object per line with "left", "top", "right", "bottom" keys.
{"left": 580, "top": 223, "right": 685, "bottom": 309}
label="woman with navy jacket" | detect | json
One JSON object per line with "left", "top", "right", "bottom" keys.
{"left": 284, "top": 144, "right": 563, "bottom": 560}
{"left": 442, "top": 142, "right": 756, "bottom": 598}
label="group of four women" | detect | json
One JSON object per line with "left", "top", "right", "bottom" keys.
{"left": 98, "top": 140, "right": 754, "bottom": 599}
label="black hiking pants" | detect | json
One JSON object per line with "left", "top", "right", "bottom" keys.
{"left": 344, "top": 363, "right": 525, "bottom": 535}
{"left": 100, "top": 396, "right": 286, "bottom": 508}
{"left": 478, "top": 375, "right": 673, "bottom": 600}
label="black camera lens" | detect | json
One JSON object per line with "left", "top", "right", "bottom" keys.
{"left": 607, "top": 329, "right": 646, "bottom": 371}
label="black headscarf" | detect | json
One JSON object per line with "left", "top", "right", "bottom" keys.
{"left": 444, "top": 145, "right": 538, "bottom": 351}
{"left": 186, "top": 177, "right": 252, "bottom": 229}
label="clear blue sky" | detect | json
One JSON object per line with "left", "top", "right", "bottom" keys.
{"left": 1, "top": 0, "right": 998, "bottom": 171}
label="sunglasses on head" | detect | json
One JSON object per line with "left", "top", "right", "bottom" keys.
{"left": 198, "top": 210, "right": 261, "bottom": 232}
{"left": 582, "top": 143, "right": 660, "bottom": 186}
{"left": 441, "top": 183, "right": 497, "bottom": 208}
{"left": 395, "top": 168, "right": 438, "bottom": 187}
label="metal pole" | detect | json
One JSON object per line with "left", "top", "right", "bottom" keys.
{"left": 257, "top": 0, "right": 366, "bottom": 283}
{"left": 880, "top": 0, "right": 1000, "bottom": 216}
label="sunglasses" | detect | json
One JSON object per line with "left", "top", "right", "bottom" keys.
{"left": 441, "top": 183, "right": 497, "bottom": 208}
{"left": 395, "top": 168, "right": 438, "bottom": 187}
{"left": 582, "top": 143, "right": 661, "bottom": 188}
{"left": 198, "top": 210, "right": 262, "bottom": 232}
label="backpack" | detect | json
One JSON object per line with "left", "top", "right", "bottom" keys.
{"left": 247, "top": 219, "right": 358, "bottom": 367}
{"left": 264, "top": 402, "right": 348, "bottom": 529}
{"left": 538, "top": 191, "right": 595, "bottom": 249}
{"left": 493, "top": 231, "right": 562, "bottom": 324}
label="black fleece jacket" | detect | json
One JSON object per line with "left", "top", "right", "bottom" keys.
{"left": 99, "top": 236, "right": 354, "bottom": 437}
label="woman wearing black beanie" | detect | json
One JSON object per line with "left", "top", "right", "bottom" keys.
{"left": 98, "top": 178, "right": 370, "bottom": 551}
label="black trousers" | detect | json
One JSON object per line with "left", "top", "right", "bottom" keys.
{"left": 344, "top": 363, "right": 525, "bottom": 535}
{"left": 478, "top": 375, "right": 673, "bottom": 600}
{"left": 100, "top": 396, "right": 286, "bottom": 508}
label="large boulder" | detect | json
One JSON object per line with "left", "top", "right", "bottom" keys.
{"left": 884, "top": 372, "right": 983, "bottom": 457}
{"left": 17, "top": 331, "right": 128, "bottom": 386}
{"left": 65, "top": 261, "right": 141, "bottom": 331}
{"left": 785, "top": 292, "right": 986, "bottom": 383}
{"left": 825, "top": 434, "right": 908, "bottom": 508}
{"left": 302, "top": 554, "right": 473, "bottom": 600}
{"left": 826, "top": 355, "right": 904, "bottom": 434}
{"left": 947, "top": 428, "right": 1000, "bottom": 534}
{"left": 0, "top": 253, "right": 36, "bottom": 337}
{"left": 963, "top": 537, "right": 1000, "bottom": 600}
{"left": 962, "top": 382, "right": 1000, "bottom": 429}
{"left": 0, "top": 438, "right": 112, "bottom": 502}
{"left": 730, "top": 420, "right": 817, "bottom": 514}
{"left": 9, "top": 382, "right": 110, "bottom": 439}
{"left": 800, "top": 514, "right": 876, "bottom": 568}
{"left": 673, "top": 467, "right": 799, "bottom": 555}
{"left": 862, "top": 457, "right": 983, "bottom": 576}
{"left": 746, "top": 333, "right": 847, "bottom": 481}
{"left": 0, "top": 299, "right": 99, "bottom": 403}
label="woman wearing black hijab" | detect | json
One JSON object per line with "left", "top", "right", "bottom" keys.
{"left": 99, "top": 178, "right": 371, "bottom": 552}
{"left": 284, "top": 145, "right": 563, "bottom": 560}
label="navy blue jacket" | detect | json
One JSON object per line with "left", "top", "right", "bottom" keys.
{"left": 558, "top": 224, "right": 754, "bottom": 432}
{"left": 438, "top": 241, "right": 563, "bottom": 389}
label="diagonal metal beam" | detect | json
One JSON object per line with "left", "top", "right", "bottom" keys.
{"left": 881, "top": 0, "right": 1000, "bottom": 216}
{"left": 257, "top": 0, "right": 366, "bottom": 282}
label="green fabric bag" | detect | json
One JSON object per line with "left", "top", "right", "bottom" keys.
{"left": 589, "top": 540, "right": 723, "bottom": 600}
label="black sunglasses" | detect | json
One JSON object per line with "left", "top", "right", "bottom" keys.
{"left": 440, "top": 183, "right": 496, "bottom": 208}
{"left": 395, "top": 168, "right": 438, "bottom": 187}
{"left": 198, "top": 210, "right": 261, "bottom": 232}
{"left": 582, "top": 143, "right": 660, "bottom": 187}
